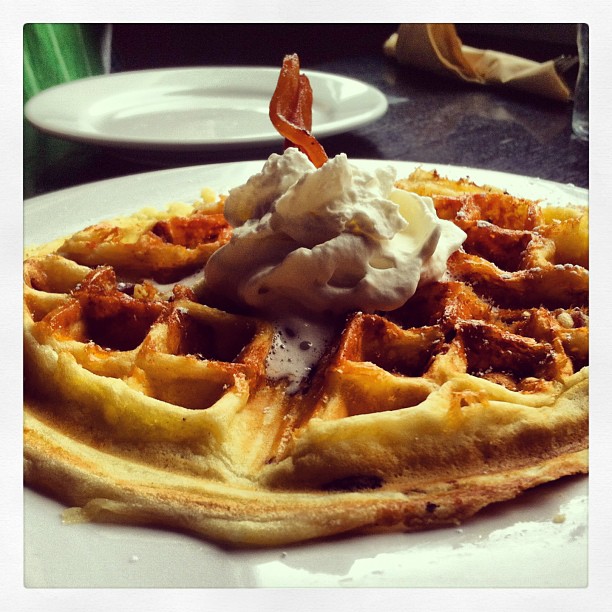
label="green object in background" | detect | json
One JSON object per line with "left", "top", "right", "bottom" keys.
{"left": 23, "top": 23, "right": 107, "bottom": 101}
{"left": 24, "top": 24, "right": 109, "bottom": 197}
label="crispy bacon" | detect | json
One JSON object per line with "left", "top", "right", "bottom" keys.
{"left": 269, "top": 54, "right": 328, "bottom": 168}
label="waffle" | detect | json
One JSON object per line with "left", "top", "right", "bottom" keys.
{"left": 23, "top": 168, "right": 588, "bottom": 547}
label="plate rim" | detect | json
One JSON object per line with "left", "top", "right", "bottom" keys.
{"left": 24, "top": 158, "right": 588, "bottom": 214}
{"left": 24, "top": 159, "right": 589, "bottom": 250}
{"left": 24, "top": 66, "right": 389, "bottom": 151}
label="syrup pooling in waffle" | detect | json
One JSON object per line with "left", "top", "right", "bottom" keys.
{"left": 23, "top": 54, "right": 588, "bottom": 547}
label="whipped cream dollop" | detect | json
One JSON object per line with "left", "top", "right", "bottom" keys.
{"left": 205, "top": 148, "right": 466, "bottom": 315}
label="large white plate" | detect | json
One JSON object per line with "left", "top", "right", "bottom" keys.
{"left": 24, "top": 67, "right": 388, "bottom": 152}
{"left": 23, "top": 160, "right": 588, "bottom": 588}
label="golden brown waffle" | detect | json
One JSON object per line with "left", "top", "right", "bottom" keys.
{"left": 23, "top": 169, "right": 588, "bottom": 547}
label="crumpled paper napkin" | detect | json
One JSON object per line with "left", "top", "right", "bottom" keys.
{"left": 384, "top": 24, "right": 572, "bottom": 101}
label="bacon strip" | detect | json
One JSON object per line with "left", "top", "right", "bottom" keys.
{"left": 269, "top": 54, "right": 328, "bottom": 168}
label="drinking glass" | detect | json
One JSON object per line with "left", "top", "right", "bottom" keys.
{"left": 572, "top": 24, "right": 588, "bottom": 141}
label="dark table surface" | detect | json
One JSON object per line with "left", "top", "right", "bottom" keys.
{"left": 24, "top": 24, "right": 588, "bottom": 200}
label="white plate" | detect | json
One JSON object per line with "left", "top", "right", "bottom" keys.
{"left": 24, "top": 67, "right": 388, "bottom": 152}
{"left": 23, "top": 160, "right": 588, "bottom": 588}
